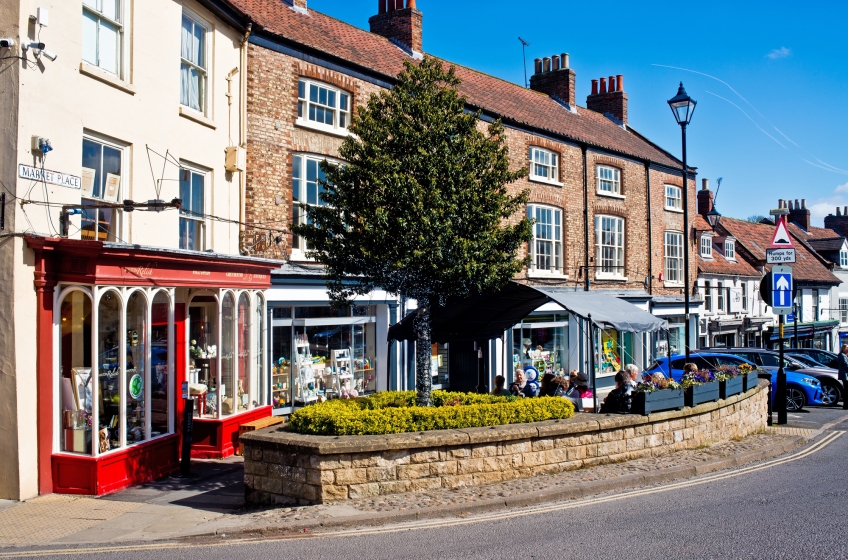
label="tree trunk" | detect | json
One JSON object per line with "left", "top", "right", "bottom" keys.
{"left": 413, "top": 305, "right": 432, "bottom": 407}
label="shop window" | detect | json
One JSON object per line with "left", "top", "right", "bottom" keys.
{"left": 664, "top": 185, "right": 682, "bottom": 211}
{"left": 221, "top": 293, "right": 235, "bottom": 416}
{"left": 236, "top": 293, "right": 251, "bottom": 413}
{"left": 655, "top": 317, "right": 685, "bottom": 358}
{"left": 529, "top": 147, "right": 560, "bottom": 184}
{"left": 255, "top": 294, "right": 266, "bottom": 407}
{"left": 151, "top": 292, "right": 170, "bottom": 436}
{"left": 180, "top": 11, "right": 208, "bottom": 113}
{"left": 597, "top": 329, "right": 633, "bottom": 375}
{"left": 82, "top": 0, "right": 124, "bottom": 77}
{"left": 273, "top": 307, "right": 293, "bottom": 319}
{"left": 189, "top": 296, "right": 219, "bottom": 418}
{"left": 292, "top": 154, "right": 334, "bottom": 254}
{"left": 527, "top": 205, "right": 563, "bottom": 274}
{"left": 432, "top": 343, "right": 449, "bottom": 387}
{"left": 664, "top": 231, "right": 683, "bottom": 284}
{"left": 293, "top": 324, "right": 377, "bottom": 402}
{"left": 98, "top": 290, "right": 121, "bottom": 452}
{"left": 81, "top": 137, "right": 122, "bottom": 242}
{"left": 294, "top": 305, "right": 347, "bottom": 319}
{"left": 297, "top": 78, "right": 350, "bottom": 133}
{"left": 179, "top": 168, "right": 206, "bottom": 251}
{"left": 59, "top": 291, "right": 93, "bottom": 455}
{"left": 596, "top": 165, "right": 621, "bottom": 196}
{"left": 125, "top": 291, "right": 147, "bottom": 445}
{"left": 271, "top": 325, "right": 293, "bottom": 409}
{"left": 513, "top": 322, "right": 568, "bottom": 376}
{"left": 595, "top": 215, "right": 625, "bottom": 277}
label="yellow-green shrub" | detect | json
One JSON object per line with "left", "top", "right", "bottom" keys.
{"left": 288, "top": 391, "right": 575, "bottom": 436}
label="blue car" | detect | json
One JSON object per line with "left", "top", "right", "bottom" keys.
{"left": 645, "top": 353, "right": 822, "bottom": 412}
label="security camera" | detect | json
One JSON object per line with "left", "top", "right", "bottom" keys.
{"left": 26, "top": 41, "right": 45, "bottom": 50}
{"left": 0, "top": 38, "right": 14, "bottom": 49}
{"left": 41, "top": 49, "right": 57, "bottom": 61}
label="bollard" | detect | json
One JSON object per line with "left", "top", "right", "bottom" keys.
{"left": 181, "top": 397, "right": 194, "bottom": 476}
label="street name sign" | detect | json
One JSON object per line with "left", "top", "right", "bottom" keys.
{"left": 766, "top": 248, "right": 796, "bottom": 264}
{"left": 771, "top": 265, "right": 793, "bottom": 315}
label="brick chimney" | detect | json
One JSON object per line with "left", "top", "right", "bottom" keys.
{"left": 586, "top": 74, "right": 628, "bottom": 125}
{"left": 697, "top": 178, "right": 714, "bottom": 218}
{"left": 529, "top": 52, "right": 576, "bottom": 109}
{"left": 787, "top": 198, "right": 811, "bottom": 231}
{"left": 824, "top": 206, "right": 848, "bottom": 238}
{"left": 369, "top": 0, "right": 423, "bottom": 54}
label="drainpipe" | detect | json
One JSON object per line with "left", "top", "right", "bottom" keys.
{"left": 582, "top": 144, "right": 590, "bottom": 291}
{"left": 239, "top": 23, "right": 253, "bottom": 245}
{"left": 644, "top": 162, "right": 653, "bottom": 295}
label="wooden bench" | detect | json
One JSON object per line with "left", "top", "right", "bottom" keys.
{"left": 237, "top": 416, "right": 286, "bottom": 456}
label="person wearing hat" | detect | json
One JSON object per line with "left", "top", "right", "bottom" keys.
{"left": 522, "top": 338, "right": 533, "bottom": 360}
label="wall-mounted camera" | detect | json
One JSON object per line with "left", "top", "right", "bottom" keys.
{"left": 0, "top": 38, "right": 15, "bottom": 49}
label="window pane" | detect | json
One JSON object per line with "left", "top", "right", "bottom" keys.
{"left": 82, "top": 139, "right": 103, "bottom": 198}
{"left": 307, "top": 159, "right": 318, "bottom": 182}
{"left": 102, "top": 0, "right": 118, "bottom": 21}
{"left": 151, "top": 292, "right": 170, "bottom": 436}
{"left": 237, "top": 294, "right": 250, "bottom": 413}
{"left": 126, "top": 291, "right": 147, "bottom": 445}
{"left": 221, "top": 294, "right": 235, "bottom": 416}
{"left": 82, "top": 11, "right": 98, "bottom": 66}
{"left": 339, "top": 93, "right": 348, "bottom": 111}
{"left": 98, "top": 19, "right": 119, "bottom": 75}
{"left": 327, "top": 90, "right": 336, "bottom": 108}
{"left": 193, "top": 21, "right": 205, "bottom": 68}
{"left": 309, "top": 84, "right": 318, "bottom": 103}
{"left": 298, "top": 81, "right": 306, "bottom": 99}
{"left": 98, "top": 291, "right": 121, "bottom": 452}
{"left": 179, "top": 174, "right": 191, "bottom": 216}
{"left": 180, "top": 217, "right": 202, "bottom": 250}
{"left": 191, "top": 173, "right": 204, "bottom": 216}
{"left": 59, "top": 292, "right": 93, "bottom": 455}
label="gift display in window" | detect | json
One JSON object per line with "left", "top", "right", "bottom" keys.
{"left": 188, "top": 298, "right": 218, "bottom": 418}
{"left": 272, "top": 325, "right": 293, "bottom": 408}
{"left": 98, "top": 291, "right": 121, "bottom": 451}
{"left": 59, "top": 291, "right": 93, "bottom": 454}
{"left": 599, "top": 330, "right": 622, "bottom": 374}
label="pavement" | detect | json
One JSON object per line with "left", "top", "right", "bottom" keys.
{"left": 0, "top": 407, "right": 844, "bottom": 553}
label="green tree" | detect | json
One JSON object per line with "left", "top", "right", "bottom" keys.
{"left": 291, "top": 57, "right": 532, "bottom": 406}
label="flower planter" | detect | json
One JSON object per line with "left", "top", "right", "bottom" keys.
{"left": 631, "top": 388, "right": 685, "bottom": 416}
{"left": 743, "top": 373, "right": 759, "bottom": 392}
{"left": 685, "top": 381, "right": 720, "bottom": 407}
{"left": 719, "top": 376, "right": 744, "bottom": 399}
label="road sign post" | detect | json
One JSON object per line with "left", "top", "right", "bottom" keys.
{"left": 777, "top": 316, "right": 787, "bottom": 425}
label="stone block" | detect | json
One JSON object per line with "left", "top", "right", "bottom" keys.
{"left": 245, "top": 460, "right": 268, "bottom": 476}
{"left": 625, "top": 436, "right": 645, "bottom": 451}
{"left": 545, "top": 447, "right": 568, "bottom": 464}
{"left": 442, "top": 474, "right": 475, "bottom": 489}
{"left": 500, "top": 440, "right": 531, "bottom": 455}
{"left": 348, "top": 483, "right": 380, "bottom": 499}
{"left": 409, "top": 478, "right": 443, "bottom": 491}
{"left": 472, "top": 472, "right": 504, "bottom": 485}
{"left": 652, "top": 421, "right": 669, "bottom": 434}
{"left": 521, "top": 451, "right": 548, "bottom": 467}
{"left": 597, "top": 440, "right": 626, "bottom": 456}
{"left": 352, "top": 453, "right": 380, "bottom": 468}
{"left": 600, "top": 430, "right": 623, "bottom": 442}
{"left": 566, "top": 445, "right": 588, "bottom": 461}
{"left": 397, "top": 463, "right": 432, "bottom": 479}
{"left": 531, "top": 439, "right": 554, "bottom": 452}
{"left": 258, "top": 476, "right": 283, "bottom": 494}
{"left": 380, "top": 449, "right": 411, "bottom": 465}
{"left": 262, "top": 449, "right": 281, "bottom": 464}
{"left": 645, "top": 434, "right": 663, "bottom": 448}
{"left": 306, "top": 468, "right": 336, "bottom": 485}
{"left": 457, "top": 458, "right": 485, "bottom": 474}
{"left": 634, "top": 424, "right": 653, "bottom": 436}
{"left": 311, "top": 454, "right": 352, "bottom": 470}
{"left": 410, "top": 449, "right": 440, "bottom": 463}
{"left": 553, "top": 436, "right": 580, "bottom": 448}
{"left": 378, "top": 480, "right": 411, "bottom": 494}
{"left": 482, "top": 456, "right": 511, "bottom": 473}
{"left": 447, "top": 447, "right": 471, "bottom": 459}
{"left": 249, "top": 446, "right": 263, "bottom": 461}
{"left": 243, "top": 474, "right": 254, "bottom": 488}
{"left": 321, "top": 485, "right": 350, "bottom": 501}
{"left": 334, "top": 468, "right": 367, "bottom": 486}
{"left": 430, "top": 461, "right": 458, "bottom": 476}
{"left": 472, "top": 444, "right": 499, "bottom": 458}
{"left": 366, "top": 466, "right": 398, "bottom": 483}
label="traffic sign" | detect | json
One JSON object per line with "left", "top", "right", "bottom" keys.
{"left": 759, "top": 270, "right": 798, "bottom": 312}
{"left": 766, "top": 248, "right": 796, "bottom": 264}
{"left": 771, "top": 265, "right": 793, "bottom": 314}
{"left": 770, "top": 215, "right": 794, "bottom": 249}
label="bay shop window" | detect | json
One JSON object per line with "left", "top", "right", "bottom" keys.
{"left": 57, "top": 286, "right": 268, "bottom": 456}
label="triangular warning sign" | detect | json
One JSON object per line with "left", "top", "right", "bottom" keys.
{"left": 770, "top": 215, "right": 794, "bottom": 248}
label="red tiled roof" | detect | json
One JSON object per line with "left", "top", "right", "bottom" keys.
{"left": 719, "top": 217, "right": 840, "bottom": 285}
{"left": 693, "top": 216, "right": 760, "bottom": 277}
{"left": 230, "top": 0, "right": 685, "bottom": 169}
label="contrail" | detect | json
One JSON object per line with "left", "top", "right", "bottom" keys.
{"left": 705, "top": 91, "right": 787, "bottom": 149}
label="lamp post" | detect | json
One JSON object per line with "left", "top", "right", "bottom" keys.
{"left": 706, "top": 206, "right": 721, "bottom": 228}
{"left": 668, "top": 82, "right": 697, "bottom": 363}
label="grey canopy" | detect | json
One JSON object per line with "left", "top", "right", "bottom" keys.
{"left": 533, "top": 287, "right": 668, "bottom": 333}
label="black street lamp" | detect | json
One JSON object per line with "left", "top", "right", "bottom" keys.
{"left": 706, "top": 206, "right": 721, "bottom": 228}
{"left": 668, "top": 82, "right": 697, "bottom": 363}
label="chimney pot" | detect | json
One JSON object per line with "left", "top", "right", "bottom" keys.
{"left": 838, "top": 207, "right": 842, "bottom": 217}
{"left": 543, "top": 57, "right": 551, "bottom": 73}
{"left": 778, "top": 199, "right": 784, "bottom": 209}
{"left": 616, "top": 74, "right": 624, "bottom": 92}
{"left": 379, "top": 0, "right": 386, "bottom": 13}
{"left": 370, "top": 0, "right": 423, "bottom": 52}
{"left": 844, "top": 206, "right": 847, "bottom": 215}
{"left": 702, "top": 178, "right": 709, "bottom": 191}
{"left": 561, "top": 53, "right": 569, "bottom": 69}
{"left": 608, "top": 76, "right": 616, "bottom": 92}
{"left": 408, "top": 0, "right": 416, "bottom": 8}
{"left": 802, "top": 199, "right": 807, "bottom": 209}
{"left": 795, "top": 199, "right": 800, "bottom": 209}
{"left": 534, "top": 58, "right": 542, "bottom": 75}
{"left": 591, "top": 79, "right": 598, "bottom": 95}
{"left": 599, "top": 77, "right": 607, "bottom": 93}
{"left": 789, "top": 200, "right": 795, "bottom": 210}
{"left": 551, "top": 55, "right": 560, "bottom": 71}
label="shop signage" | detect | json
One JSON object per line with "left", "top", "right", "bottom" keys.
{"left": 766, "top": 248, "right": 796, "bottom": 264}
{"left": 18, "top": 164, "right": 82, "bottom": 189}
{"left": 129, "top": 374, "right": 143, "bottom": 400}
{"left": 94, "top": 262, "right": 271, "bottom": 287}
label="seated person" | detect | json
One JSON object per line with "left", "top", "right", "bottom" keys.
{"left": 491, "top": 374, "right": 511, "bottom": 396}
{"left": 600, "top": 371, "right": 631, "bottom": 414}
{"left": 509, "top": 368, "right": 527, "bottom": 397}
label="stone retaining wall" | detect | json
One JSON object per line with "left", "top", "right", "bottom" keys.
{"left": 241, "top": 382, "right": 767, "bottom": 505}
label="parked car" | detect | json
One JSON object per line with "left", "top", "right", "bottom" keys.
{"left": 646, "top": 352, "right": 822, "bottom": 412}
{"left": 788, "top": 352, "right": 833, "bottom": 370}
{"left": 788, "top": 348, "right": 839, "bottom": 369}
{"left": 703, "top": 347, "right": 840, "bottom": 406}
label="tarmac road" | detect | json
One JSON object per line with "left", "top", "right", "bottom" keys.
{"left": 6, "top": 408, "right": 848, "bottom": 560}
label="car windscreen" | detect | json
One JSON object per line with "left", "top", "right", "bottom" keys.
{"left": 715, "top": 355, "right": 747, "bottom": 367}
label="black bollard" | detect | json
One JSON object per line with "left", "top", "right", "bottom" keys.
{"left": 181, "top": 397, "right": 194, "bottom": 476}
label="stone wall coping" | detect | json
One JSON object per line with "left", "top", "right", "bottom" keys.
{"left": 240, "top": 381, "right": 765, "bottom": 455}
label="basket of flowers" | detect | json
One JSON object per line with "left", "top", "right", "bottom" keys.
{"left": 682, "top": 367, "right": 720, "bottom": 407}
{"left": 715, "top": 365, "right": 745, "bottom": 399}
{"left": 631, "top": 373, "right": 684, "bottom": 416}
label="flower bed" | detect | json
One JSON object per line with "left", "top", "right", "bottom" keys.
{"left": 289, "top": 391, "right": 575, "bottom": 436}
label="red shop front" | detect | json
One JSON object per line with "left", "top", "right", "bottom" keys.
{"left": 27, "top": 236, "right": 278, "bottom": 496}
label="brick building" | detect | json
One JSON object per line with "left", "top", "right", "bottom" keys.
{"left": 222, "top": 0, "right": 701, "bottom": 402}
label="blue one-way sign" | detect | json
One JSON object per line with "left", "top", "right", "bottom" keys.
{"left": 771, "top": 265, "right": 793, "bottom": 314}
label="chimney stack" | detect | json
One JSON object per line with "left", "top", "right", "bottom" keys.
{"left": 697, "top": 178, "right": 714, "bottom": 218}
{"left": 788, "top": 197, "right": 811, "bottom": 231}
{"left": 825, "top": 206, "right": 848, "bottom": 238}
{"left": 586, "top": 73, "right": 628, "bottom": 125}
{"left": 370, "top": 0, "right": 423, "bottom": 53}
{"left": 529, "top": 51, "right": 576, "bottom": 108}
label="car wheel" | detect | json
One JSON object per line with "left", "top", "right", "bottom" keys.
{"left": 786, "top": 387, "right": 807, "bottom": 412}
{"left": 820, "top": 382, "right": 841, "bottom": 406}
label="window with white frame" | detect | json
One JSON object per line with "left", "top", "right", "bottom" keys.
{"left": 527, "top": 205, "right": 563, "bottom": 274}
{"left": 704, "top": 281, "right": 712, "bottom": 311}
{"left": 664, "top": 231, "right": 684, "bottom": 284}
{"left": 82, "top": 0, "right": 124, "bottom": 77}
{"left": 596, "top": 165, "right": 621, "bottom": 195}
{"left": 717, "top": 281, "right": 725, "bottom": 312}
{"left": 724, "top": 239, "right": 735, "bottom": 260}
{"left": 664, "top": 185, "right": 682, "bottom": 210}
{"left": 297, "top": 78, "right": 350, "bottom": 133}
{"left": 700, "top": 235, "right": 712, "bottom": 258}
{"left": 596, "top": 215, "right": 625, "bottom": 276}
{"left": 840, "top": 297, "right": 848, "bottom": 323}
{"left": 840, "top": 249, "right": 848, "bottom": 268}
{"left": 742, "top": 282, "right": 748, "bottom": 311}
{"left": 179, "top": 168, "right": 206, "bottom": 251}
{"left": 81, "top": 137, "right": 123, "bottom": 242}
{"left": 529, "top": 147, "right": 559, "bottom": 183}
{"left": 180, "top": 11, "right": 208, "bottom": 113}
{"left": 292, "top": 154, "right": 333, "bottom": 253}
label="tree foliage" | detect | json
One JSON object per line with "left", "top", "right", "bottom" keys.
{"left": 291, "top": 57, "right": 532, "bottom": 405}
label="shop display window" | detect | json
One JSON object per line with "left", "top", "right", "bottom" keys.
{"left": 255, "top": 295, "right": 266, "bottom": 408}
{"left": 125, "top": 291, "right": 147, "bottom": 445}
{"left": 596, "top": 330, "right": 635, "bottom": 375}
{"left": 59, "top": 291, "right": 93, "bottom": 455}
{"left": 655, "top": 318, "right": 685, "bottom": 358}
{"left": 512, "top": 321, "right": 568, "bottom": 377}
{"left": 272, "top": 326, "right": 292, "bottom": 408}
{"left": 431, "top": 343, "right": 449, "bottom": 387}
{"left": 237, "top": 293, "right": 251, "bottom": 413}
{"left": 221, "top": 293, "right": 235, "bottom": 415}
{"left": 189, "top": 297, "right": 219, "bottom": 418}
{"left": 151, "top": 292, "right": 170, "bottom": 436}
{"left": 98, "top": 290, "right": 121, "bottom": 452}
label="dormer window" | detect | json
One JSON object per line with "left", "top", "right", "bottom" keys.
{"left": 700, "top": 235, "right": 713, "bottom": 258}
{"left": 724, "top": 239, "right": 735, "bottom": 260}
{"left": 841, "top": 248, "right": 848, "bottom": 268}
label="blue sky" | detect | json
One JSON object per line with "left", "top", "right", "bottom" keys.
{"left": 309, "top": 0, "right": 848, "bottom": 226}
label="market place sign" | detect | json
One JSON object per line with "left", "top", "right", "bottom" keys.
{"left": 18, "top": 163, "right": 82, "bottom": 189}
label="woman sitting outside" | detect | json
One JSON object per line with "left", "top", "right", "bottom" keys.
{"left": 600, "top": 371, "right": 631, "bottom": 414}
